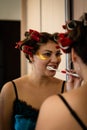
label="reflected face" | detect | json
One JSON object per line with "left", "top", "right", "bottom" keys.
{"left": 33, "top": 41, "right": 62, "bottom": 77}
{"left": 37, "top": 48, "right": 62, "bottom": 60}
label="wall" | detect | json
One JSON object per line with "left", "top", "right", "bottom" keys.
{"left": 0, "top": 0, "right": 21, "bottom": 20}
{"left": 73, "top": 0, "right": 87, "bottom": 19}
{"left": 24, "top": 0, "right": 66, "bottom": 80}
{"left": 26, "top": 0, "right": 65, "bottom": 32}
{"left": 0, "top": 0, "right": 21, "bottom": 87}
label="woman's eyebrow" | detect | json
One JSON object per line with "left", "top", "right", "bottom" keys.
{"left": 42, "top": 50, "right": 52, "bottom": 52}
{"left": 56, "top": 50, "right": 61, "bottom": 52}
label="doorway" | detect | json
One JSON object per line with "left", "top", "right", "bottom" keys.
{"left": 0, "top": 20, "right": 21, "bottom": 90}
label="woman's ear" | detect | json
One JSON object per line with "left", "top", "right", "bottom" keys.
{"left": 29, "top": 55, "right": 34, "bottom": 62}
{"left": 71, "top": 48, "right": 77, "bottom": 62}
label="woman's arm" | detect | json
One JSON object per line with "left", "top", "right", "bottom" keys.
{"left": 0, "top": 82, "right": 15, "bottom": 130}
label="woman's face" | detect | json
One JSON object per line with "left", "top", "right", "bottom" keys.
{"left": 32, "top": 41, "right": 62, "bottom": 77}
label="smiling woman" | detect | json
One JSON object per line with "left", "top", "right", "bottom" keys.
{"left": 0, "top": 29, "right": 66, "bottom": 130}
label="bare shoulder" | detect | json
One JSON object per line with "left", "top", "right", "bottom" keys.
{"left": 36, "top": 95, "right": 66, "bottom": 130}
{"left": 0, "top": 81, "right": 16, "bottom": 102}
{"left": 0, "top": 76, "right": 24, "bottom": 98}
{"left": 39, "top": 94, "right": 63, "bottom": 113}
{"left": 36, "top": 89, "right": 83, "bottom": 130}
{"left": 41, "top": 87, "right": 84, "bottom": 113}
{"left": 1, "top": 81, "right": 14, "bottom": 94}
{"left": 36, "top": 92, "right": 80, "bottom": 130}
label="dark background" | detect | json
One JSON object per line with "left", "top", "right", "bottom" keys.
{"left": 0, "top": 20, "right": 21, "bottom": 90}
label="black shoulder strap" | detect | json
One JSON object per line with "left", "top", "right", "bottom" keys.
{"left": 11, "top": 80, "right": 18, "bottom": 100}
{"left": 61, "top": 81, "right": 65, "bottom": 93}
{"left": 58, "top": 94, "right": 87, "bottom": 130}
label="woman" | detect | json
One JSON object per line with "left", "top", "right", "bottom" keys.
{"left": 0, "top": 29, "right": 66, "bottom": 130}
{"left": 35, "top": 16, "right": 87, "bottom": 130}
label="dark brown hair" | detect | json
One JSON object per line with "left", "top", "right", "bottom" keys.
{"left": 16, "top": 30, "right": 58, "bottom": 62}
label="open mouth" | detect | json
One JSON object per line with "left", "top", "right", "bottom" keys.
{"left": 47, "top": 66, "right": 57, "bottom": 71}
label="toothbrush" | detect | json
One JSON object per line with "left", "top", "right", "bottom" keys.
{"left": 47, "top": 66, "right": 79, "bottom": 78}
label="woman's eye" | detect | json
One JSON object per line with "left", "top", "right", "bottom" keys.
{"left": 43, "top": 53, "right": 51, "bottom": 57}
{"left": 56, "top": 52, "right": 62, "bottom": 57}
{"left": 36, "top": 52, "right": 52, "bottom": 60}
{"left": 37, "top": 51, "right": 62, "bottom": 60}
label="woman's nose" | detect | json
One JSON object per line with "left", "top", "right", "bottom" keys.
{"left": 51, "top": 55, "right": 61, "bottom": 62}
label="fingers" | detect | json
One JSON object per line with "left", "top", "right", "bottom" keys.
{"left": 66, "top": 74, "right": 82, "bottom": 91}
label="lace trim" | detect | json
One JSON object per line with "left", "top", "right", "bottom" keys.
{"left": 13, "top": 99, "right": 39, "bottom": 121}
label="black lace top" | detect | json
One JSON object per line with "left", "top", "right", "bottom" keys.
{"left": 12, "top": 81, "right": 39, "bottom": 130}
{"left": 11, "top": 80, "right": 65, "bottom": 130}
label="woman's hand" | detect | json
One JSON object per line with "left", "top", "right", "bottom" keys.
{"left": 66, "top": 70, "right": 83, "bottom": 91}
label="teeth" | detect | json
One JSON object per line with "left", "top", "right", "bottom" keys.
{"left": 47, "top": 66, "right": 56, "bottom": 71}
